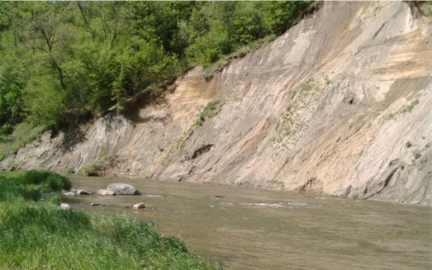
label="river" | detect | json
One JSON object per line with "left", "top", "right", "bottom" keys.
{"left": 69, "top": 176, "right": 431, "bottom": 270}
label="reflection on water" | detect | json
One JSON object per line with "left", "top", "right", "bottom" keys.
{"left": 69, "top": 176, "right": 432, "bottom": 270}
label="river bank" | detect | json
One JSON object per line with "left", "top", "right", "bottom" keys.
{"left": 0, "top": 171, "right": 220, "bottom": 269}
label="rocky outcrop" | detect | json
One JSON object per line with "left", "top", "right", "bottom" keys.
{"left": 1, "top": 1, "right": 431, "bottom": 205}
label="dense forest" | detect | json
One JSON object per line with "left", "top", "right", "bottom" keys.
{"left": 0, "top": 1, "right": 313, "bottom": 139}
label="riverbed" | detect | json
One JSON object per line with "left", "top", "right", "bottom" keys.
{"left": 69, "top": 176, "right": 431, "bottom": 270}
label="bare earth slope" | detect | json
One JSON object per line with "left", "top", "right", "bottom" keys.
{"left": 2, "top": 1, "right": 431, "bottom": 205}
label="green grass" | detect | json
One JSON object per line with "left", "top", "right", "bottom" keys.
{"left": 0, "top": 122, "right": 46, "bottom": 160}
{"left": 0, "top": 170, "right": 221, "bottom": 269}
{"left": 0, "top": 203, "right": 220, "bottom": 270}
{"left": 0, "top": 170, "right": 72, "bottom": 201}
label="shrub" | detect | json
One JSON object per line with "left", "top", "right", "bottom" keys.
{"left": 195, "top": 101, "right": 220, "bottom": 127}
{"left": 16, "top": 170, "right": 72, "bottom": 191}
{"left": 0, "top": 170, "right": 72, "bottom": 201}
{"left": 0, "top": 203, "right": 220, "bottom": 269}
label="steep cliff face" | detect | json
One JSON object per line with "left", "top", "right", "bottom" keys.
{"left": 2, "top": 1, "right": 431, "bottom": 204}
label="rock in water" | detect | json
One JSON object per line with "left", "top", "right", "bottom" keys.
{"left": 75, "top": 188, "right": 93, "bottom": 195}
{"left": 63, "top": 191, "right": 76, "bottom": 196}
{"left": 59, "top": 203, "right": 71, "bottom": 210}
{"left": 107, "top": 183, "right": 140, "bottom": 195}
{"left": 97, "top": 189, "right": 116, "bottom": 196}
{"left": 63, "top": 188, "right": 93, "bottom": 196}
{"left": 132, "top": 202, "right": 146, "bottom": 210}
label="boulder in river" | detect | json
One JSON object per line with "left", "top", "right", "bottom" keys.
{"left": 97, "top": 189, "right": 116, "bottom": 196}
{"left": 132, "top": 202, "right": 146, "bottom": 210}
{"left": 107, "top": 183, "right": 140, "bottom": 195}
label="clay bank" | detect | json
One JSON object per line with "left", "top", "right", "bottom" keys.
{"left": 2, "top": 1, "right": 432, "bottom": 205}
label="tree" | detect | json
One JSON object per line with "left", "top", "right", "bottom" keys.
{"left": 0, "top": 1, "right": 312, "bottom": 132}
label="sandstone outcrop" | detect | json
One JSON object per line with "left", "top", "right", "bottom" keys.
{"left": 1, "top": 1, "right": 431, "bottom": 205}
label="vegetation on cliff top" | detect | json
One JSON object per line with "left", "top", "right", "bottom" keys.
{"left": 0, "top": 1, "right": 314, "bottom": 142}
{"left": 0, "top": 170, "right": 220, "bottom": 269}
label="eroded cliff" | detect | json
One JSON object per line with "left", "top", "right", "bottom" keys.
{"left": 2, "top": 1, "right": 431, "bottom": 204}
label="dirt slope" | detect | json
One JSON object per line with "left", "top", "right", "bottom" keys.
{"left": 2, "top": 1, "right": 431, "bottom": 204}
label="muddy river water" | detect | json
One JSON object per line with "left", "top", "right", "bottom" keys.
{"left": 69, "top": 176, "right": 431, "bottom": 270}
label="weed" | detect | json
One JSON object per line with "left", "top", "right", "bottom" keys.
{"left": 77, "top": 144, "right": 116, "bottom": 176}
{"left": 66, "top": 168, "right": 75, "bottom": 175}
{"left": 387, "top": 99, "right": 419, "bottom": 120}
{"left": 158, "top": 144, "right": 165, "bottom": 152}
{"left": 272, "top": 78, "right": 321, "bottom": 153}
{"left": 195, "top": 101, "right": 220, "bottom": 127}
{"left": 78, "top": 162, "right": 104, "bottom": 177}
{"left": 300, "top": 80, "right": 314, "bottom": 92}
{"left": 400, "top": 99, "right": 419, "bottom": 114}
{"left": 0, "top": 122, "right": 46, "bottom": 161}
{"left": 413, "top": 1, "right": 432, "bottom": 16}
{"left": 170, "top": 101, "right": 220, "bottom": 153}
{"left": 9, "top": 162, "right": 20, "bottom": 171}
{"left": 99, "top": 144, "right": 111, "bottom": 159}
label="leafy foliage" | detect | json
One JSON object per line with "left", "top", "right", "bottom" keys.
{"left": 0, "top": 1, "right": 313, "bottom": 134}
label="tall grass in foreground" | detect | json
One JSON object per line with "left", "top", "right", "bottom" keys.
{"left": 0, "top": 170, "right": 221, "bottom": 270}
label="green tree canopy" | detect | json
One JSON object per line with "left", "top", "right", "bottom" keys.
{"left": 0, "top": 1, "right": 313, "bottom": 134}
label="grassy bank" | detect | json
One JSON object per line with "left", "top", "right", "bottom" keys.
{"left": 0, "top": 170, "right": 220, "bottom": 269}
